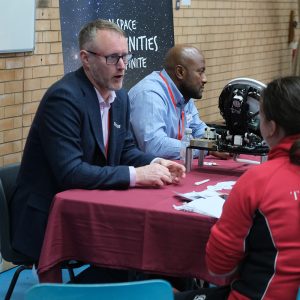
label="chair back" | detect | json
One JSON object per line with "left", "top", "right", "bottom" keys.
{"left": 0, "top": 162, "right": 32, "bottom": 263}
{"left": 25, "top": 279, "right": 174, "bottom": 300}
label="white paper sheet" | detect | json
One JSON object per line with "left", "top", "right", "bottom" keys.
{"left": 174, "top": 189, "right": 221, "bottom": 202}
{"left": 173, "top": 181, "right": 235, "bottom": 218}
{"left": 173, "top": 195, "right": 225, "bottom": 218}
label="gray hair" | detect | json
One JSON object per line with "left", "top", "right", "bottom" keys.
{"left": 78, "top": 19, "right": 126, "bottom": 50}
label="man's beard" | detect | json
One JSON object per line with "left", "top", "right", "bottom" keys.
{"left": 180, "top": 83, "right": 203, "bottom": 102}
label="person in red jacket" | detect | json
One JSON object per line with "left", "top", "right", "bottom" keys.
{"left": 176, "top": 76, "right": 300, "bottom": 300}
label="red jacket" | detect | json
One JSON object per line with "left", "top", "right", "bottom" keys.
{"left": 206, "top": 135, "right": 300, "bottom": 300}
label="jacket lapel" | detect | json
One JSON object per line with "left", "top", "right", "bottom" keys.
{"left": 87, "top": 96, "right": 106, "bottom": 158}
{"left": 107, "top": 95, "right": 122, "bottom": 163}
{"left": 77, "top": 68, "right": 106, "bottom": 158}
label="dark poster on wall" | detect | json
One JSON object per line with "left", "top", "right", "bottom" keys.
{"left": 59, "top": 0, "right": 174, "bottom": 90}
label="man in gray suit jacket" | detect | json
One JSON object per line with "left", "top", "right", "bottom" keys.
{"left": 10, "top": 19, "right": 185, "bottom": 263}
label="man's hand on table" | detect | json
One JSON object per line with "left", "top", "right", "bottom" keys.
{"left": 156, "top": 158, "right": 186, "bottom": 183}
{"left": 135, "top": 159, "right": 186, "bottom": 187}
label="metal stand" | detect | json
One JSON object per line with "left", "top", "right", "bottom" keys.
{"left": 185, "top": 146, "right": 268, "bottom": 172}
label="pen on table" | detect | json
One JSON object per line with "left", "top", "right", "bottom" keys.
{"left": 194, "top": 179, "right": 210, "bottom": 186}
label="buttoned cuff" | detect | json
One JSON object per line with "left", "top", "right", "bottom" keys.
{"left": 129, "top": 166, "right": 136, "bottom": 187}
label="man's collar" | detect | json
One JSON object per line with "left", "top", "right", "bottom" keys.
{"left": 161, "top": 69, "right": 186, "bottom": 107}
{"left": 94, "top": 88, "right": 116, "bottom": 105}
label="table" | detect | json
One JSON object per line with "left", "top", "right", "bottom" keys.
{"left": 37, "top": 157, "right": 255, "bottom": 284}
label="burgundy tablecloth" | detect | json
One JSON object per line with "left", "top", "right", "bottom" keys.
{"left": 37, "top": 157, "right": 255, "bottom": 284}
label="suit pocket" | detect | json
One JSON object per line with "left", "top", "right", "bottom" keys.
{"left": 27, "top": 192, "right": 53, "bottom": 213}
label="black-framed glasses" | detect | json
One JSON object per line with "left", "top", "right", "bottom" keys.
{"left": 86, "top": 50, "right": 133, "bottom": 65}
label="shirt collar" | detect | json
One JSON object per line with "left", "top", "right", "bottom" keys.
{"left": 94, "top": 88, "right": 116, "bottom": 106}
{"left": 268, "top": 134, "right": 300, "bottom": 161}
{"left": 161, "top": 69, "right": 186, "bottom": 108}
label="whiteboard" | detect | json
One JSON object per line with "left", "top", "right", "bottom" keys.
{"left": 0, "top": 0, "right": 35, "bottom": 53}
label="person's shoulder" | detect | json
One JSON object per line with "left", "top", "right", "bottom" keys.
{"left": 129, "top": 71, "right": 162, "bottom": 91}
{"left": 43, "top": 68, "right": 88, "bottom": 103}
{"left": 236, "top": 158, "right": 278, "bottom": 188}
{"left": 48, "top": 68, "right": 82, "bottom": 91}
{"left": 129, "top": 71, "right": 166, "bottom": 100}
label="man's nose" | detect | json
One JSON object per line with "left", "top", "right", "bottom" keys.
{"left": 116, "top": 57, "right": 126, "bottom": 69}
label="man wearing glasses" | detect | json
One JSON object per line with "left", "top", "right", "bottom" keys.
{"left": 10, "top": 19, "right": 185, "bottom": 282}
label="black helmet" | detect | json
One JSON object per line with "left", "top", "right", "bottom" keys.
{"left": 219, "top": 77, "right": 266, "bottom": 136}
{"left": 217, "top": 78, "right": 269, "bottom": 154}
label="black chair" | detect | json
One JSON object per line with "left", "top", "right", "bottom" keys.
{"left": 0, "top": 163, "right": 32, "bottom": 300}
{"left": 0, "top": 163, "right": 81, "bottom": 300}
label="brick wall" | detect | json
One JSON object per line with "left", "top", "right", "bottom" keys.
{"left": 0, "top": 0, "right": 298, "bottom": 165}
{"left": 173, "top": 0, "right": 299, "bottom": 122}
{"left": 0, "top": 0, "right": 62, "bottom": 166}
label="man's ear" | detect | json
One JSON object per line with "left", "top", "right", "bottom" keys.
{"left": 80, "top": 50, "right": 89, "bottom": 66}
{"left": 175, "top": 65, "right": 185, "bottom": 80}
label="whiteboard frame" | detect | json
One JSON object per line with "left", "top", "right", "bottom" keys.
{"left": 0, "top": 0, "right": 36, "bottom": 53}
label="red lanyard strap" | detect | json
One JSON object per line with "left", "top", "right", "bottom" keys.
{"left": 105, "top": 110, "right": 110, "bottom": 157}
{"left": 159, "top": 72, "right": 184, "bottom": 140}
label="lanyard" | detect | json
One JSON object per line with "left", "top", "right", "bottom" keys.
{"left": 105, "top": 111, "right": 110, "bottom": 157}
{"left": 100, "top": 104, "right": 110, "bottom": 158}
{"left": 159, "top": 72, "right": 184, "bottom": 140}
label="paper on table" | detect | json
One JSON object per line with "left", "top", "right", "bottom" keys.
{"left": 174, "top": 189, "right": 221, "bottom": 202}
{"left": 207, "top": 181, "right": 236, "bottom": 191}
{"left": 173, "top": 181, "right": 236, "bottom": 218}
{"left": 174, "top": 181, "right": 235, "bottom": 202}
{"left": 173, "top": 194, "right": 225, "bottom": 218}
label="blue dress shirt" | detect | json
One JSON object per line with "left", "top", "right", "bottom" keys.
{"left": 129, "top": 69, "right": 207, "bottom": 159}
